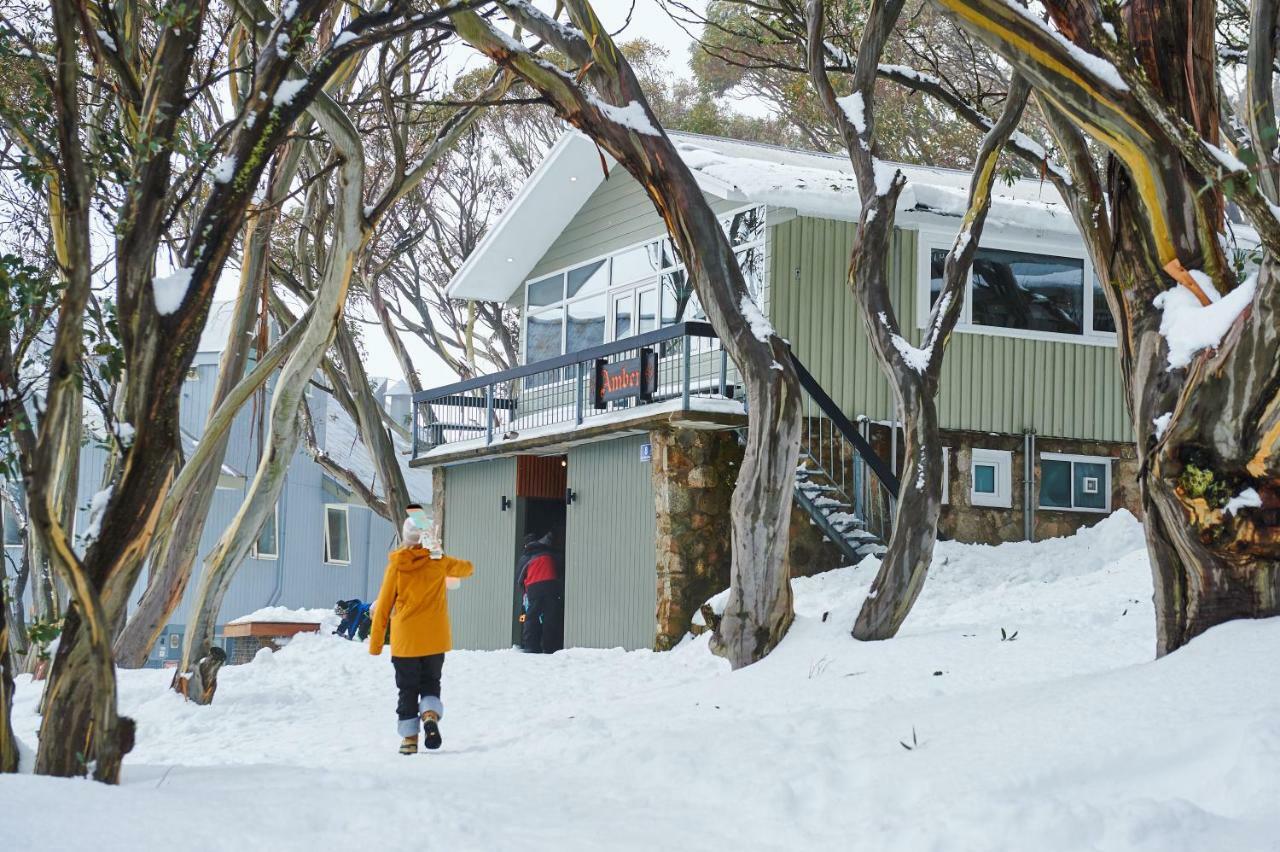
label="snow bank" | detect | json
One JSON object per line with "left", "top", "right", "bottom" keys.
{"left": 7, "top": 512, "right": 1280, "bottom": 851}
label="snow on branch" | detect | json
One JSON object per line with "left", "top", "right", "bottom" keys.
{"left": 590, "top": 96, "right": 660, "bottom": 136}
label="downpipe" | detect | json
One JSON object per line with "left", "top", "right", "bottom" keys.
{"left": 1023, "top": 429, "right": 1036, "bottom": 543}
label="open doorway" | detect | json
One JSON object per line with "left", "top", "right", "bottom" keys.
{"left": 512, "top": 455, "right": 568, "bottom": 648}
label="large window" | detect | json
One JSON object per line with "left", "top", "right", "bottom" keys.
{"left": 925, "top": 238, "right": 1114, "bottom": 343}
{"left": 324, "top": 504, "right": 350, "bottom": 564}
{"left": 1040, "top": 452, "right": 1111, "bottom": 512}
{"left": 252, "top": 504, "right": 279, "bottom": 560}
{"left": 522, "top": 206, "right": 766, "bottom": 366}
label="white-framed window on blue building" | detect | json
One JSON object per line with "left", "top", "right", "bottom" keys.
{"left": 918, "top": 229, "right": 1115, "bottom": 345}
{"left": 324, "top": 504, "right": 350, "bottom": 565}
{"left": 251, "top": 504, "right": 279, "bottom": 560}
{"left": 521, "top": 205, "right": 767, "bottom": 372}
{"left": 2, "top": 499, "right": 22, "bottom": 555}
{"left": 1040, "top": 452, "right": 1111, "bottom": 513}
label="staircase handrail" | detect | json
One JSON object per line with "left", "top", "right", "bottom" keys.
{"left": 786, "top": 350, "right": 901, "bottom": 497}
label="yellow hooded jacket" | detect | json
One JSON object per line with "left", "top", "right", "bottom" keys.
{"left": 369, "top": 546, "right": 474, "bottom": 658}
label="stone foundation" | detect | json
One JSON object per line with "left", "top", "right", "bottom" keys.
{"left": 649, "top": 428, "right": 739, "bottom": 649}
{"left": 938, "top": 430, "right": 1141, "bottom": 545}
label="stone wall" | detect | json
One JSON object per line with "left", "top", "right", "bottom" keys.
{"left": 649, "top": 426, "right": 852, "bottom": 647}
{"left": 649, "top": 428, "right": 739, "bottom": 649}
{"left": 938, "top": 429, "right": 1142, "bottom": 545}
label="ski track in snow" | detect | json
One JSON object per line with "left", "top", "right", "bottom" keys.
{"left": 6, "top": 511, "right": 1280, "bottom": 851}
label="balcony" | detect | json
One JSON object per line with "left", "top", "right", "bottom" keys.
{"left": 410, "top": 321, "right": 745, "bottom": 465}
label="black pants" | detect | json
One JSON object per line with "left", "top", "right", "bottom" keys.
{"left": 392, "top": 654, "right": 444, "bottom": 725}
{"left": 522, "top": 580, "right": 564, "bottom": 654}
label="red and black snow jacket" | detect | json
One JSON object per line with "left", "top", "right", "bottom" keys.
{"left": 517, "top": 545, "right": 560, "bottom": 589}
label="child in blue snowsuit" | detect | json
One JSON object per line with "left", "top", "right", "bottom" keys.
{"left": 334, "top": 599, "right": 372, "bottom": 641}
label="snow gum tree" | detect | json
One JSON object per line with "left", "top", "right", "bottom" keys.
{"left": 805, "top": 0, "right": 1032, "bottom": 639}
{"left": 0, "top": 0, "right": 478, "bottom": 781}
{"left": 445, "top": 0, "right": 803, "bottom": 667}
{"left": 927, "top": 0, "right": 1280, "bottom": 654}
{"left": 174, "top": 0, "right": 511, "bottom": 704}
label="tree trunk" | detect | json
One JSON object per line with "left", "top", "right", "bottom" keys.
{"left": 115, "top": 186, "right": 283, "bottom": 669}
{"left": 176, "top": 71, "right": 368, "bottom": 703}
{"left": 1, "top": 581, "right": 19, "bottom": 773}
{"left": 853, "top": 394, "right": 944, "bottom": 638}
{"left": 804, "top": 1, "right": 1029, "bottom": 640}
{"left": 450, "top": 0, "right": 803, "bottom": 669}
{"left": 933, "top": 0, "right": 1280, "bottom": 654}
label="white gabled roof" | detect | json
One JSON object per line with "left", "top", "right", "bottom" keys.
{"left": 447, "top": 130, "right": 1077, "bottom": 303}
{"left": 446, "top": 132, "right": 614, "bottom": 303}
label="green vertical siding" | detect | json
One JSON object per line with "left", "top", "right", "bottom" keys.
{"left": 768, "top": 216, "right": 1131, "bottom": 442}
{"left": 528, "top": 169, "right": 741, "bottom": 283}
{"left": 564, "top": 435, "right": 657, "bottom": 650}
{"left": 442, "top": 459, "right": 518, "bottom": 650}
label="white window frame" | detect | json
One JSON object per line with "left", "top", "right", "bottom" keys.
{"left": 168, "top": 633, "right": 179, "bottom": 649}
{"left": 915, "top": 225, "right": 1116, "bottom": 347}
{"left": 250, "top": 504, "right": 280, "bottom": 560}
{"left": 323, "top": 504, "right": 351, "bottom": 565}
{"left": 520, "top": 204, "right": 768, "bottom": 365}
{"left": 1039, "top": 451, "right": 1113, "bottom": 514}
{"left": 970, "top": 448, "right": 1013, "bottom": 509}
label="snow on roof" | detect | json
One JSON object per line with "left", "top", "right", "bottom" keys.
{"left": 228, "top": 605, "right": 331, "bottom": 625}
{"left": 447, "top": 130, "right": 1076, "bottom": 302}
{"left": 316, "top": 389, "right": 433, "bottom": 504}
{"left": 673, "top": 132, "right": 1070, "bottom": 229}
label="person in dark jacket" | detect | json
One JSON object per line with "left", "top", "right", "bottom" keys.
{"left": 517, "top": 532, "right": 563, "bottom": 653}
{"left": 334, "top": 599, "right": 372, "bottom": 641}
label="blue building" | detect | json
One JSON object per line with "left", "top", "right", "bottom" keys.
{"left": 2, "top": 302, "right": 428, "bottom": 667}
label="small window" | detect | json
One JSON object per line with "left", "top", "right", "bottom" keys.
{"left": 970, "top": 448, "right": 1012, "bottom": 509}
{"left": 526, "top": 273, "right": 564, "bottom": 308}
{"left": 1040, "top": 453, "right": 1111, "bottom": 513}
{"left": 251, "top": 505, "right": 279, "bottom": 560}
{"left": 324, "top": 504, "right": 351, "bottom": 564}
{"left": 169, "top": 633, "right": 180, "bottom": 648}
{"left": 185, "top": 368, "right": 200, "bottom": 382}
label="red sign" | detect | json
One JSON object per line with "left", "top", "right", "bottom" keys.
{"left": 592, "top": 349, "right": 658, "bottom": 408}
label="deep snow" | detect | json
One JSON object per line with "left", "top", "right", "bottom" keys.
{"left": 4, "top": 511, "right": 1279, "bottom": 851}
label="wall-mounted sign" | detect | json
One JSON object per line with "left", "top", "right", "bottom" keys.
{"left": 640, "top": 443, "right": 652, "bottom": 462}
{"left": 592, "top": 349, "right": 658, "bottom": 409}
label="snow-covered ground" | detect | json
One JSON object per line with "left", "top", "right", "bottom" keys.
{"left": 5, "top": 511, "right": 1279, "bottom": 851}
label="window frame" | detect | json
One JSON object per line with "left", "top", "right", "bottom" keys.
{"left": 970, "top": 448, "right": 1013, "bottom": 509}
{"left": 915, "top": 226, "right": 1116, "bottom": 347}
{"left": 1038, "top": 451, "right": 1112, "bottom": 514}
{"left": 250, "top": 503, "right": 280, "bottom": 560}
{"left": 323, "top": 503, "right": 351, "bottom": 565}
{"left": 520, "top": 204, "right": 768, "bottom": 365}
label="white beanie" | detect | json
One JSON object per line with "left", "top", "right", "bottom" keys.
{"left": 401, "top": 516, "right": 424, "bottom": 546}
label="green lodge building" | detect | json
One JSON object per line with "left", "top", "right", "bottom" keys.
{"left": 411, "top": 131, "right": 1142, "bottom": 652}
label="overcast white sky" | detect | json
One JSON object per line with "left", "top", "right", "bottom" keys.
{"left": 215, "top": 0, "right": 710, "bottom": 389}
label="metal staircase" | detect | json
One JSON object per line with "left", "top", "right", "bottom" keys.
{"left": 787, "top": 353, "right": 900, "bottom": 564}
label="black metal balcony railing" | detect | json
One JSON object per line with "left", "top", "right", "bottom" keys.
{"left": 412, "top": 321, "right": 733, "bottom": 455}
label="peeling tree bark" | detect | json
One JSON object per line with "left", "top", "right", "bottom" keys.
{"left": 932, "top": 0, "right": 1280, "bottom": 655}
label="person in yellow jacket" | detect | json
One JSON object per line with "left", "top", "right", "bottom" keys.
{"left": 370, "top": 513, "right": 474, "bottom": 755}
